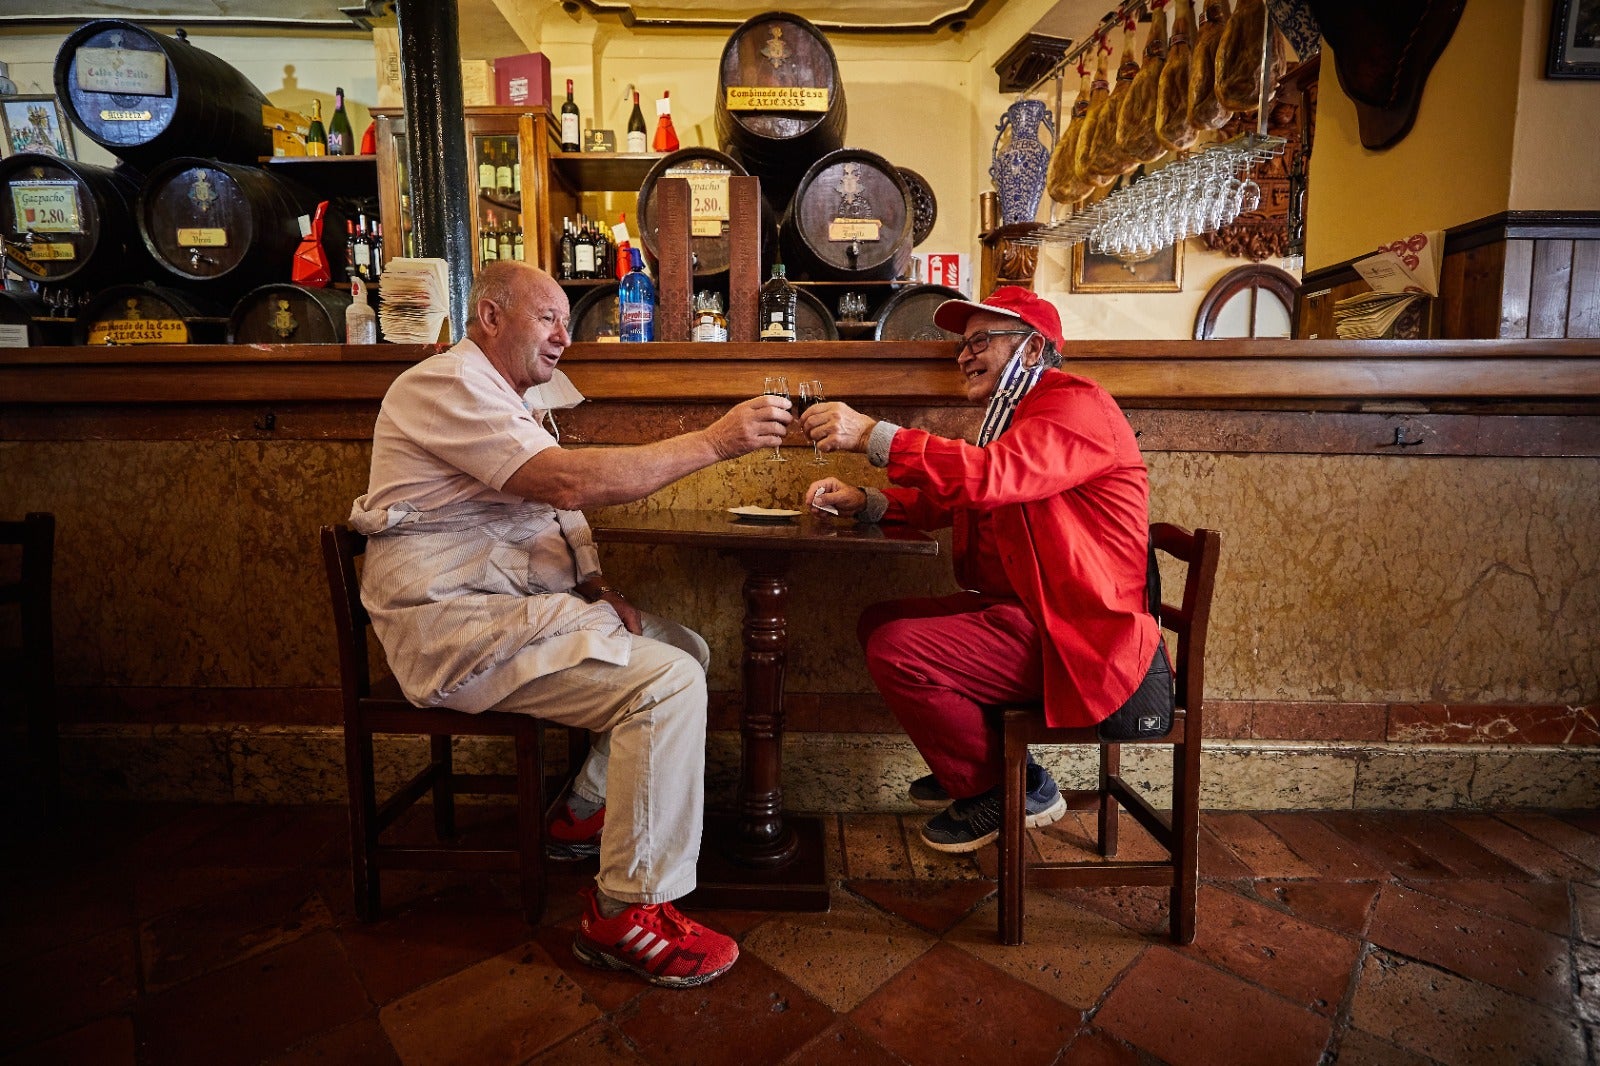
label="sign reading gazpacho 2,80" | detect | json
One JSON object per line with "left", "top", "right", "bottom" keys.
{"left": 11, "top": 182, "right": 83, "bottom": 234}
{"left": 76, "top": 45, "right": 169, "bottom": 95}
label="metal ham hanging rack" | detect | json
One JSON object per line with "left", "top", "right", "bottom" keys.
{"left": 1012, "top": 0, "right": 1283, "bottom": 255}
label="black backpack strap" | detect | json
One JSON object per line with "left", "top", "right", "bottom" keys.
{"left": 1146, "top": 532, "right": 1161, "bottom": 618}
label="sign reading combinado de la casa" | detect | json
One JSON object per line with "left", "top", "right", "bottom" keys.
{"left": 725, "top": 86, "right": 829, "bottom": 112}
{"left": 87, "top": 318, "right": 188, "bottom": 345}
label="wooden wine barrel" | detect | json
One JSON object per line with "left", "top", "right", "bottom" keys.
{"left": 74, "top": 284, "right": 227, "bottom": 345}
{"left": 779, "top": 148, "right": 915, "bottom": 281}
{"left": 896, "top": 167, "right": 938, "bottom": 247}
{"left": 714, "top": 12, "right": 847, "bottom": 210}
{"left": 0, "top": 154, "right": 154, "bottom": 288}
{"left": 569, "top": 282, "right": 621, "bottom": 342}
{"left": 54, "top": 20, "right": 272, "bottom": 171}
{"left": 873, "top": 284, "right": 965, "bottom": 342}
{"left": 794, "top": 286, "right": 839, "bottom": 342}
{"left": 228, "top": 283, "right": 352, "bottom": 344}
{"left": 0, "top": 291, "right": 71, "bottom": 346}
{"left": 137, "top": 158, "right": 314, "bottom": 293}
{"left": 636, "top": 148, "right": 776, "bottom": 280}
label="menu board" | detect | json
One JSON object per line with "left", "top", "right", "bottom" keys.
{"left": 10, "top": 181, "right": 82, "bottom": 234}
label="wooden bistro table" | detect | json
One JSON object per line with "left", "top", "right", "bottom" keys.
{"left": 591, "top": 508, "right": 938, "bottom": 911}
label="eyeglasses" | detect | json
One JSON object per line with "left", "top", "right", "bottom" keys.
{"left": 955, "top": 329, "right": 1034, "bottom": 357}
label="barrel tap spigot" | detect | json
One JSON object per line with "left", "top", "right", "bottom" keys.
{"left": 188, "top": 247, "right": 216, "bottom": 268}
{"left": 847, "top": 240, "right": 860, "bottom": 262}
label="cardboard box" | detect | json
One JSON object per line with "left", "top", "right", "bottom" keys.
{"left": 495, "top": 52, "right": 552, "bottom": 108}
{"left": 374, "top": 29, "right": 495, "bottom": 108}
{"left": 262, "top": 104, "right": 309, "bottom": 156}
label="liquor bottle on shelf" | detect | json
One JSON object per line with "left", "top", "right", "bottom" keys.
{"left": 759, "top": 263, "right": 797, "bottom": 341}
{"left": 627, "top": 91, "right": 647, "bottom": 153}
{"left": 346, "top": 276, "right": 377, "bottom": 343}
{"left": 692, "top": 290, "right": 728, "bottom": 342}
{"left": 352, "top": 212, "right": 372, "bottom": 281}
{"left": 482, "top": 211, "right": 499, "bottom": 264}
{"left": 652, "top": 91, "right": 679, "bottom": 152}
{"left": 371, "top": 222, "right": 384, "bottom": 279}
{"left": 478, "top": 140, "right": 495, "bottom": 194}
{"left": 343, "top": 219, "right": 358, "bottom": 280}
{"left": 496, "top": 138, "right": 515, "bottom": 200}
{"left": 306, "top": 99, "right": 327, "bottom": 156}
{"left": 327, "top": 87, "right": 354, "bottom": 156}
{"left": 618, "top": 247, "right": 655, "bottom": 342}
{"left": 573, "top": 216, "right": 595, "bottom": 278}
{"left": 559, "top": 217, "right": 575, "bottom": 279}
{"left": 497, "top": 217, "right": 513, "bottom": 262}
{"left": 560, "top": 79, "right": 581, "bottom": 152}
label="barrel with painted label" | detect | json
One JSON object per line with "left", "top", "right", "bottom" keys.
{"left": 0, "top": 154, "right": 153, "bottom": 288}
{"left": 872, "top": 283, "right": 965, "bottom": 341}
{"left": 228, "top": 283, "right": 353, "bottom": 344}
{"left": 55, "top": 20, "right": 272, "bottom": 171}
{"left": 137, "top": 158, "right": 314, "bottom": 293}
{"left": 779, "top": 148, "right": 914, "bottom": 281}
{"left": 636, "top": 148, "right": 776, "bottom": 280}
{"left": 714, "top": 12, "right": 847, "bottom": 210}
{"left": 74, "top": 284, "right": 227, "bottom": 345}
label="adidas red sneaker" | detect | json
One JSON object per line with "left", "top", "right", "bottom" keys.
{"left": 572, "top": 886, "right": 738, "bottom": 988}
{"left": 546, "top": 799, "right": 604, "bottom": 860}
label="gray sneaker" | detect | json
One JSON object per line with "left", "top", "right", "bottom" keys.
{"left": 907, "top": 755, "right": 1053, "bottom": 812}
{"left": 918, "top": 770, "right": 1068, "bottom": 853}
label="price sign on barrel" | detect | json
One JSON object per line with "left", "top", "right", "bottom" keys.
{"left": 666, "top": 169, "right": 730, "bottom": 237}
{"left": 11, "top": 182, "right": 82, "bottom": 233}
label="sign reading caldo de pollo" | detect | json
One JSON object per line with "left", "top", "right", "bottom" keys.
{"left": 76, "top": 46, "right": 169, "bottom": 95}
{"left": 725, "top": 86, "right": 829, "bottom": 112}
{"left": 11, "top": 182, "right": 82, "bottom": 234}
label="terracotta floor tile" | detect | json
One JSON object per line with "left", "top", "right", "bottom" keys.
{"left": 1333, "top": 1027, "right": 1450, "bottom": 1066}
{"left": 903, "top": 823, "right": 987, "bottom": 881}
{"left": 1183, "top": 884, "right": 1360, "bottom": 1015}
{"left": 1348, "top": 950, "right": 1587, "bottom": 1066}
{"left": 0, "top": 926, "right": 138, "bottom": 1050}
{"left": 1093, "top": 946, "right": 1332, "bottom": 1066}
{"left": 263, "top": 1017, "right": 400, "bottom": 1066}
{"left": 1367, "top": 883, "right": 1571, "bottom": 1008}
{"left": 1049, "top": 885, "right": 1174, "bottom": 938}
{"left": 1576, "top": 881, "right": 1600, "bottom": 945}
{"left": 1377, "top": 813, "right": 1534, "bottom": 880}
{"left": 946, "top": 895, "right": 1147, "bottom": 1010}
{"left": 850, "top": 942, "right": 1079, "bottom": 1066}
{"left": 1441, "top": 814, "right": 1596, "bottom": 880}
{"left": 139, "top": 869, "right": 333, "bottom": 993}
{"left": 1397, "top": 878, "right": 1573, "bottom": 937}
{"left": 1198, "top": 823, "right": 1257, "bottom": 881}
{"left": 378, "top": 939, "right": 598, "bottom": 1066}
{"left": 741, "top": 889, "right": 935, "bottom": 1011}
{"left": 1204, "top": 813, "right": 1323, "bottom": 879}
{"left": 0, "top": 866, "right": 132, "bottom": 965}
{"left": 336, "top": 882, "right": 535, "bottom": 1004}
{"left": 1055, "top": 1027, "right": 1145, "bottom": 1065}
{"left": 525, "top": 1020, "right": 650, "bottom": 1066}
{"left": 778, "top": 1020, "right": 912, "bottom": 1066}
{"left": 1312, "top": 812, "right": 1456, "bottom": 880}
{"left": 1253, "top": 812, "right": 1390, "bottom": 880}
{"left": 135, "top": 931, "right": 372, "bottom": 1066}
{"left": 841, "top": 814, "right": 913, "bottom": 880}
{"left": 527, "top": 916, "right": 650, "bottom": 1015}
{"left": 0, "top": 1015, "right": 136, "bottom": 1066}
{"left": 1494, "top": 812, "right": 1600, "bottom": 873}
{"left": 617, "top": 953, "right": 834, "bottom": 1066}
{"left": 1252, "top": 881, "right": 1378, "bottom": 938}
{"left": 844, "top": 878, "right": 994, "bottom": 935}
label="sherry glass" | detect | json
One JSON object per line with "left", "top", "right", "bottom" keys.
{"left": 762, "top": 375, "right": 789, "bottom": 462}
{"left": 797, "top": 379, "right": 828, "bottom": 465}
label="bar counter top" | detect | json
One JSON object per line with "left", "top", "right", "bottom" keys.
{"left": 1, "top": 338, "right": 1598, "bottom": 407}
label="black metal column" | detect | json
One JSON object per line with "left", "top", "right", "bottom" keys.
{"left": 395, "top": 0, "right": 472, "bottom": 340}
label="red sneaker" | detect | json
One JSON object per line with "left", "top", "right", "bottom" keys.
{"left": 572, "top": 886, "right": 738, "bottom": 988}
{"left": 546, "top": 799, "right": 604, "bottom": 860}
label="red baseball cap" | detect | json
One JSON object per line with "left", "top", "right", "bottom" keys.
{"left": 933, "top": 286, "right": 1064, "bottom": 350}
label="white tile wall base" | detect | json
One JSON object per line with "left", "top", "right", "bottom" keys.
{"left": 56, "top": 726, "right": 1600, "bottom": 812}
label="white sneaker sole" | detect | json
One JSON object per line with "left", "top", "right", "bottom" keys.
{"left": 572, "top": 934, "right": 736, "bottom": 989}
{"left": 919, "top": 794, "right": 1069, "bottom": 853}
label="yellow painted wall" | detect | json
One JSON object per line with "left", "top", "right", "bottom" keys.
{"left": 1509, "top": 0, "right": 1600, "bottom": 209}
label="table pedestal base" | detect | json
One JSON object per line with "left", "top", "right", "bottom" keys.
{"left": 680, "top": 812, "right": 830, "bottom": 912}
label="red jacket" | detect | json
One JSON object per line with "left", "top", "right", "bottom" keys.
{"left": 882, "top": 369, "right": 1159, "bottom": 727}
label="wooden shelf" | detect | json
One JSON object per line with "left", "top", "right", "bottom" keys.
{"left": 549, "top": 151, "right": 664, "bottom": 190}
{"left": 259, "top": 154, "right": 378, "bottom": 166}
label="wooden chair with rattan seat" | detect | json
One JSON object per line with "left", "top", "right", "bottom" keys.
{"left": 321, "top": 523, "right": 583, "bottom": 924}
{"left": 1, "top": 512, "right": 57, "bottom": 824}
{"left": 999, "top": 522, "right": 1221, "bottom": 945}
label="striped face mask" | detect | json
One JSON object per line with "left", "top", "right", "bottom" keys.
{"left": 975, "top": 336, "right": 1045, "bottom": 446}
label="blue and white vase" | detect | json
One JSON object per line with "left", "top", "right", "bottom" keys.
{"left": 989, "top": 98, "right": 1055, "bottom": 227}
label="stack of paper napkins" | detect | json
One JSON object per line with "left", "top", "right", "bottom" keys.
{"left": 1333, "top": 291, "right": 1427, "bottom": 339}
{"left": 378, "top": 258, "right": 450, "bottom": 343}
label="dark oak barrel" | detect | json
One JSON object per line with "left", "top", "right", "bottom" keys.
{"left": 569, "top": 282, "right": 620, "bottom": 342}
{"left": 896, "top": 166, "right": 938, "bottom": 247}
{"left": 137, "top": 158, "right": 314, "bottom": 293}
{"left": 74, "top": 283, "right": 227, "bottom": 345}
{"left": 55, "top": 20, "right": 272, "bottom": 171}
{"left": 0, "top": 291, "right": 71, "bottom": 346}
{"left": 714, "top": 12, "right": 847, "bottom": 210}
{"left": 873, "top": 283, "right": 964, "bottom": 341}
{"left": 779, "top": 148, "right": 914, "bottom": 281}
{"left": 0, "top": 154, "right": 154, "bottom": 288}
{"left": 228, "top": 283, "right": 352, "bottom": 344}
{"left": 637, "top": 148, "right": 775, "bottom": 280}
{"left": 794, "top": 285, "right": 839, "bottom": 341}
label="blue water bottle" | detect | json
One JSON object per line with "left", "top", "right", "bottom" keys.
{"left": 618, "top": 247, "right": 655, "bottom": 342}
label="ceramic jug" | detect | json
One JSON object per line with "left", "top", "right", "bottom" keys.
{"left": 989, "top": 98, "right": 1055, "bottom": 227}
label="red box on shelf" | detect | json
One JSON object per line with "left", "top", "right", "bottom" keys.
{"left": 494, "top": 53, "right": 552, "bottom": 108}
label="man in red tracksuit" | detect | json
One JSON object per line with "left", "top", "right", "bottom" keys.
{"left": 800, "top": 286, "right": 1172, "bottom": 853}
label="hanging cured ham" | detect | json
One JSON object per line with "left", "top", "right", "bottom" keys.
{"left": 1188, "top": 0, "right": 1233, "bottom": 130}
{"left": 1083, "top": 25, "right": 1141, "bottom": 184}
{"left": 1215, "top": 0, "right": 1275, "bottom": 113}
{"left": 1156, "top": 0, "right": 1199, "bottom": 151}
{"left": 1046, "top": 64, "right": 1095, "bottom": 205}
{"left": 1072, "top": 45, "right": 1116, "bottom": 187}
{"left": 1116, "top": 2, "right": 1169, "bottom": 165}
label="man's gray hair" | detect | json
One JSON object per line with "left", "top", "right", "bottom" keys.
{"left": 467, "top": 261, "right": 520, "bottom": 322}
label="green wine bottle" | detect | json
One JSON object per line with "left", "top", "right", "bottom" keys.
{"left": 328, "top": 87, "right": 354, "bottom": 156}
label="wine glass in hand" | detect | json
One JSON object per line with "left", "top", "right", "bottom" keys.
{"left": 796, "top": 379, "right": 828, "bottom": 465}
{"left": 762, "top": 375, "right": 790, "bottom": 462}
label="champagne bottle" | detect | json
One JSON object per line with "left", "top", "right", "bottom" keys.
{"left": 626, "top": 91, "right": 647, "bottom": 153}
{"left": 560, "top": 79, "right": 581, "bottom": 152}
{"left": 477, "top": 139, "right": 495, "bottom": 192}
{"left": 495, "top": 138, "right": 514, "bottom": 199}
{"left": 327, "top": 87, "right": 354, "bottom": 156}
{"left": 651, "top": 91, "right": 679, "bottom": 152}
{"left": 759, "top": 263, "right": 797, "bottom": 341}
{"left": 306, "top": 99, "right": 327, "bottom": 157}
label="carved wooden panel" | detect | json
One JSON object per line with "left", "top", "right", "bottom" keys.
{"left": 1200, "top": 98, "right": 1300, "bottom": 262}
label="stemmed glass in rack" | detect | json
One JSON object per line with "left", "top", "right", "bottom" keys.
{"left": 762, "top": 375, "right": 789, "bottom": 462}
{"left": 796, "top": 379, "right": 828, "bottom": 465}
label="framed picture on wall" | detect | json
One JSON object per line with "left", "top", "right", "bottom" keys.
{"left": 1070, "top": 239, "right": 1184, "bottom": 294}
{"left": 0, "top": 96, "right": 76, "bottom": 160}
{"left": 1548, "top": 0, "right": 1600, "bottom": 77}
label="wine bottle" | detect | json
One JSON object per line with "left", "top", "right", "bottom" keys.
{"left": 495, "top": 138, "right": 514, "bottom": 199}
{"left": 573, "top": 215, "right": 595, "bottom": 278}
{"left": 651, "top": 91, "right": 679, "bottom": 152}
{"left": 477, "top": 139, "right": 495, "bottom": 193}
{"left": 560, "top": 79, "right": 581, "bottom": 152}
{"left": 343, "top": 219, "right": 358, "bottom": 280}
{"left": 497, "top": 217, "right": 513, "bottom": 262}
{"left": 353, "top": 211, "right": 372, "bottom": 281}
{"left": 627, "top": 91, "right": 647, "bottom": 153}
{"left": 306, "top": 99, "right": 327, "bottom": 157}
{"left": 510, "top": 138, "right": 522, "bottom": 195}
{"left": 512, "top": 224, "right": 525, "bottom": 262}
{"left": 559, "top": 217, "right": 575, "bottom": 279}
{"left": 370, "top": 221, "right": 384, "bottom": 279}
{"left": 759, "top": 263, "right": 797, "bottom": 342}
{"left": 618, "top": 247, "right": 656, "bottom": 342}
{"left": 482, "top": 210, "right": 499, "bottom": 263}
{"left": 327, "top": 87, "right": 354, "bottom": 156}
